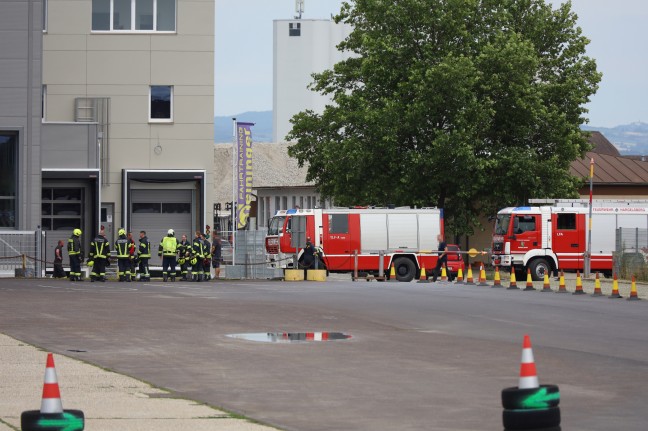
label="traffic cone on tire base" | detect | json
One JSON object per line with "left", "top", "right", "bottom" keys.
{"left": 501, "top": 335, "right": 561, "bottom": 430}
{"left": 21, "top": 353, "right": 85, "bottom": 431}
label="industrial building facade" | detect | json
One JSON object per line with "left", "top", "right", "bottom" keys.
{"left": 0, "top": 0, "right": 215, "bottom": 265}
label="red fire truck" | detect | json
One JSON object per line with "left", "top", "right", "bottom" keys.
{"left": 491, "top": 199, "right": 648, "bottom": 280}
{"left": 265, "top": 207, "right": 462, "bottom": 282}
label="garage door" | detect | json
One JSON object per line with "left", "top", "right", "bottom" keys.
{"left": 131, "top": 190, "right": 193, "bottom": 266}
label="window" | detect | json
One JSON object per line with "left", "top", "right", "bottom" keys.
{"left": 149, "top": 86, "right": 173, "bottom": 122}
{"left": 162, "top": 203, "right": 190, "bottom": 213}
{"left": 41, "top": 187, "right": 84, "bottom": 231}
{"left": 329, "top": 214, "right": 349, "bottom": 234}
{"left": 289, "top": 22, "right": 301, "bottom": 36}
{"left": 514, "top": 215, "right": 536, "bottom": 234}
{"left": 557, "top": 213, "right": 577, "bottom": 230}
{"left": 132, "top": 202, "right": 161, "bottom": 213}
{"left": 0, "top": 132, "right": 17, "bottom": 228}
{"left": 42, "top": 0, "right": 48, "bottom": 32}
{"left": 92, "top": 0, "right": 176, "bottom": 32}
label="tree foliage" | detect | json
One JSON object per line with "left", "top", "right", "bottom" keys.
{"left": 287, "top": 0, "right": 601, "bottom": 236}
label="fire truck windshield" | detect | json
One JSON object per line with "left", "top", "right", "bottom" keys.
{"left": 494, "top": 214, "right": 511, "bottom": 235}
{"left": 267, "top": 216, "right": 286, "bottom": 235}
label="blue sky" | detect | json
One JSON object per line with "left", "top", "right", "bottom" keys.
{"left": 215, "top": 0, "right": 648, "bottom": 128}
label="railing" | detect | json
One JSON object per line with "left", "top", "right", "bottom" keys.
{"left": 0, "top": 230, "right": 45, "bottom": 277}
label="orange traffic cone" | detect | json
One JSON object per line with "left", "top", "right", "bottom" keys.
{"left": 507, "top": 270, "right": 519, "bottom": 290}
{"left": 492, "top": 266, "right": 502, "bottom": 288}
{"left": 591, "top": 272, "right": 603, "bottom": 297}
{"left": 556, "top": 270, "right": 567, "bottom": 293}
{"left": 465, "top": 265, "right": 475, "bottom": 285}
{"left": 417, "top": 266, "right": 429, "bottom": 283}
{"left": 628, "top": 275, "right": 641, "bottom": 301}
{"left": 608, "top": 272, "right": 622, "bottom": 299}
{"left": 455, "top": 266, "right": 465, "bottom": 285}
{"left": 573, "top": 270, "right": 585, "bottom": 295}
{"left": 388, "top": 264, "right": 398, "bottom": 283}
{"left": 524, "top": 268, "right": 535, "bottom": 291}
{"left": 518, "top": 334, "right": 539, "bottom": 389}
{"left": 41, "top": 353, "right": 63, "bottom": 413}
{"left": 540, "top": 273, "right": 552, "bottom": 292}
{"left": 478, "top": 264, "right": 489, "bottom": 286}
{"left": 441, "top": 264, "right": 448, "bottom": 282}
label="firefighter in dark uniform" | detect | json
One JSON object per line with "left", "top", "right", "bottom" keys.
{"left": 127, "top": 231, "right": 137, "bottom": 280}
{"left": 115, "top": 228, "right": 132, "bottom": 282}
{"left": 191, "top": 231, "right": 205, "bottom": 281}
{"left": 159, "top": 229, "right": 178, "bottom": 282}
{"left": 89, "top": 228, "right": 110, "bottom": 282}
{"left": 177, "top": 234, "right": 191, "bottom": 280}
{"left": 202, "top": 232, "right": 211, "bottom": 281}
{"left": 67, "top": 228, "right": 83, "bottom": 281}
{"left": 137, "top": 230, "right": 151, "bottom": 282}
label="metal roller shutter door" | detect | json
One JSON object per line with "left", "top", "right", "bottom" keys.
{"left": 131, "top": 190, "right": 193, "bottom": 266}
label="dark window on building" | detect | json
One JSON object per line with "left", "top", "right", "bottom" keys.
{"left": 162, "top": 203, "right": 190, "bottom": 213}
{"left": 0, "top": 132, "right": 18, "bottom": 228}
{"left": 150, "top": 85, "right": 173, "bottom": 121}
{"left": 329, "top": 214, "right": 349, "bottom": 234}
{"left": 557, "top": 213, "right": 577, "bottom": 230}
{"left": 289, "top": 22, "right": 301, "bottom": 36}
{"left": 132, "top": 203, "right": 161, "bottom": 213}
{"left": 41, "top": 187, "right": 84, "bottom": 232}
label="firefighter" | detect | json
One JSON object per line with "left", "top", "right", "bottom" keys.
{"left": 137, "top": 230, "right": 151, "bottom": 282}
{"left": 115, "top": 228, "right": 132, "bottom": 282}
{"left": 211, "top": 231, "right": 222, "bottom": 280}
{"left": 89, "top": 228, "right": 110, "bottom": 282}
{"left": 300, "top": 236, "right": 315, "bottom": 278}
{"left": 159, "top": 229, "right": 178, "bottom": 282}
{"left": 202, "top": 232, "right": 211, "bottom": 280}
{"left": 177, "top": 234, "right": 191, "bottom": 280}
{"left": 127, "top": 231, "right": 137, "bottom": 280}
{"left": 67, "top": 228, "right": 83, "bottom": 281}
{"left": 191, "top": 231, "right": 205, "bottom": 281}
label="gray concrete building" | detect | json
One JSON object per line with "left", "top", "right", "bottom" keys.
{"left": 0, "top": 0, "right": 43, "bottom": 231}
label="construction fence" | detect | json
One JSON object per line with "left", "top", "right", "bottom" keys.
{"left": 0, "top": 230, "right": 46, "bottom": 278}
{"left": 615, "top": 227, "right": 648, "bottom": 281}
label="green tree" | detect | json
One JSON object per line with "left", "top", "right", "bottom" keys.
{"left": 287, "top": 0, "right": 601, "bottom": 236}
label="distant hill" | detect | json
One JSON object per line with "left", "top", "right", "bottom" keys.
{"left": 214, "top": 111, "right": 273, "bottom": 143}
{"left": 214, "top": 113, "right": 648, "bottom": 154}
{"left": 582, "top": 122, "right": 648, "bottom": 155}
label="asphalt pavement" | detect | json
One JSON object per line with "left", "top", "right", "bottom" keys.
{"left": 0, "top": 273, "right": 646, "bottom": 431}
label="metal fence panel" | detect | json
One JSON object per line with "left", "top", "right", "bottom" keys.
{"left": 0, "top": 231, "right": 45, "bottom": 277}
{"left": 615, "top": 227, "right": 648, "bottom": 280}
{"left": 220, "top": 229, "right": 282, "bottom": 279}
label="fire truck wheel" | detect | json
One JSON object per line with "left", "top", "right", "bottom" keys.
{"left": 502, "top": 406, "right": 560, "bottom": 430}
{"left": 393, "top": 257, "right": 416, "bottom": 282}
{"left": 529, "top": 258, "right": 550, "bottom": 281}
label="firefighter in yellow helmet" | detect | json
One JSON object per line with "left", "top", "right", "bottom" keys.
{"left": 115, "top": 228, "right": 131, "bottom": 282}
{"left": 67, "top": 228, "right": 83, "bottom": 281}
{"left": 158, "top": 229, "right": 178, "bottom": 282}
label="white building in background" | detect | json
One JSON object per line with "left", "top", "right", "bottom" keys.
{"left": 272, "top": 18, "right": 352, "bottom": 143}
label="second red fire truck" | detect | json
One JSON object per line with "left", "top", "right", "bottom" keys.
{"left": 491, "top": 199, "right": 648, "bottom": 280}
